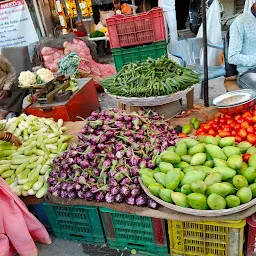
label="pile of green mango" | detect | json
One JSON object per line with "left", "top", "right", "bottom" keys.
{"left": 140, "top": 136, "right": 256, "bottom": 210}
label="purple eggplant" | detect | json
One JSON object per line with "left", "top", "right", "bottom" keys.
{"left": 95, "top": 191, "right": 105, "bottom": 202}
{"left": 84, "top": 191, "right": 94, "bottom": 201}
{"left": 148, "top": 198, "right": 158, "bottom": 209}
{"left": 115, "top": 194, "right": 124, "bottom": 203}
{"left": 131, "top": 187, "right": 141, "bottom": 197}
{"left": 60, "top": 190, "right": 68, "bottom": 199}
{"left": 105, "top": 192, "right": 115, "bottom": 203}
{"left": 68, "top": 191, "right": 77, "bottom": 199}
{"left": 110, "top": 186, "right": 119, "bottom": 196}
{"left": 120, "top": 185, "right": 130, "bottom": 197}
{"left": 126, "top": 196, "right": 135, "bottom": 205}
{"left": 136, "top": 195, "right": 147, "bottom": 207}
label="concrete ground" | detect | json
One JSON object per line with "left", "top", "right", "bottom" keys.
{"left": 37, "top": 54, "right": 227, "bottom": 255}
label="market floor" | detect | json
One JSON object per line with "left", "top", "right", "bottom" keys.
{"left": 37, "top": 237, "right": 140, "bottom": 256}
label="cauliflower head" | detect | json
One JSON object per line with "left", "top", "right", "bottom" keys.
{"left": 36, "top": 68, "right": 54, "bottom": 83}
{"left": 18, "top": 71, "right": 37, "bottom": 87}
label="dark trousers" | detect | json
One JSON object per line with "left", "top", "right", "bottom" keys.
{"left": 238, "top": 67, "right": 256, "bottom": 90}
{"left": 0, "top": 83, "right": 28, "bottom": 114}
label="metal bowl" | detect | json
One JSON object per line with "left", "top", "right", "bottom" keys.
{"left": 213, "top": 89, "right": 256, "bottom": 115}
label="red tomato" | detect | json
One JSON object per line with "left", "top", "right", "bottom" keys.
{"left": 238, "top": 128, "right": 247, "bottom": 138}
{"left": 247, "top": 126, "right": 254, "bottom": 134}
{"left": 235, "top": 135, "right": 243, "bottom": 143}
{"left": 202, "top": 124, "right": 211, "bottom": 131}
{"left": 208, "top": 129, "right": 216, "bottom": 136}
{"left": 213, "top": 117, "right": 219, "bottom": 122}
{"left": 236, "top": 118, "right": 244, "bottom": 124}
{"left": 245, "top": 116, "right": 253, "bottom": 123}
{"left": 219, "top": 131, "right": 231, "bottom": 137}
{"left": 226, "top": 119, "right": 233, "bottom": 125}
{"left": 252, "top": 109, "right": 256, "bottom": 116}
{"left": 254, "top": 124, "right": 256, "bottom": 130}
{"left": 219, "top": 118, "right": 226, "bottom": 124}
{"left": 197, "top": 131, "right": 206, "bottom": 136}
{"left": 241, "top": 121, "right": 249, "bottom": 129}
{"left": 234, "top": 124, "right": 241, "bottom": 131}
{"left": 231, "top": 130, "right": 237, "bottom": 136}
{"left": 224, "top": 114, "right": 233, "bottom": 119}
{"left": 229, "top": 122, "right": 236, "bottom": 128}
{"left": 242, "top": 111, "right": 252, "bottom": 118}
{"left": 234, "top": 114, "right": 241, "bottom": 121}
{"left": 178, "top": 133, "right": 187, "bottom": 138}
{"left": 247, "top": 134, "right": 256, "bottom": 144}
{"left": 223, "top": 127, "right": 231, "bottom": 133}
{"left": 252, "top": 116, "right": 256, "bottom": 123}
{"left": 212, "top": 123, "right": 219, "bottom": 130}
{"left": 243, "top": 153, "right": 251, "bottom": 163}
{"left": 254, "top": 105, "right": 256, "bottom": 111}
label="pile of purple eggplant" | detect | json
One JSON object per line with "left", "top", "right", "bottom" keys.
{"left": 48, "top": 109, "right": 177, "bottom": 208}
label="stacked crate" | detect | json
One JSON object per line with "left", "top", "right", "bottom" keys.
{"left": 106, "top": 7, "right": 167, "bottom": 72}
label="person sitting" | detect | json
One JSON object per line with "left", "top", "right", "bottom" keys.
{"left": 228, "top": 2, "right": 256, "bottom": 89}
{"left": 0, "top": 55, "right": 27, "bottom": 120}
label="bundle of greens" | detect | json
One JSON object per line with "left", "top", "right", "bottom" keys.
{"left": 58, "top": 52, "right": 80, "bottom": 77}
{"left": 102, "top": 56, "right": 200, "bottom": 97}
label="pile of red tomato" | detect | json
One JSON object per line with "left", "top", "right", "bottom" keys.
{"left": 196, "top": 105, "right": 256, "bottom": 144}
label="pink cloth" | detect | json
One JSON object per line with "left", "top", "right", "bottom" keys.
{"left": 0, "top": 178, "right": 51, "bottom": 256}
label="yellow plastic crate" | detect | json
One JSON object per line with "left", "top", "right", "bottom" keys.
{"left": 168, "top": 219, "right": 246, "bottom": 256}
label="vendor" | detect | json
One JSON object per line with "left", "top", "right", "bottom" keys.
{"left": 158, "top": 0, "right": 178, "bottom": 44}
{"left": 0, "top": 55, "right": 27, "bottom": 120}
{"left": 228, "top": 2, "right": 256, "bottom": 89}
{"left": 0, "top": 131, "right": 22, "bottom": 146}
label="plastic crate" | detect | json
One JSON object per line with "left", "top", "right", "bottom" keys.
{"left": 43, "top": 202, "right": 105, "bottom": 245}
{"left": 246, "top": 214, "right": 256, "bottom": 256}
{"left": 112, "top": 40, "right": 167, "bottom": 72}
{"left": 107, "top": 7, "right": 165, "bottom": 49}
{"left": 28, "top": 203, "right": 51, "bottom": 231}
{"left": 100, "top": 207, "right": 169, "bottom": 255}
{"left": 168, "top": 219, "right": 246, "bottom": 256}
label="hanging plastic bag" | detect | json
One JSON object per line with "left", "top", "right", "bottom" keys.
{"left": 197, "top": 0, "right": 223, "bottom": 66}
{"left": 100, "top": 10, "right": 114, "bottom": 26}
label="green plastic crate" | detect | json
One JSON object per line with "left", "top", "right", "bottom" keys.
{"left": 99, "top": 207, "right": 169, "bottom": 256}
{"left": 112, "top": 40, "right": 167, "bottom": 72}
{"left": 43, "top": 203, "right": 105, "bottom": 245}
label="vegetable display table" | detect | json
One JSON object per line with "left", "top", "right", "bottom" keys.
{"left": 25, "top": 78, "right": 99, "bottom": 122}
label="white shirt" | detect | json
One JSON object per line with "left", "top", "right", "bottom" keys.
{"left": 158, "top": 0, "right": 175, "bottom": 11}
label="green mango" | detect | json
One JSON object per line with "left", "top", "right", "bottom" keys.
{"left": 213, "top": 167, "right": 236, "bottom": 181}
{"left": 166, "top": 146, "right": 175, "bottom": 152}
{"left": 213, "top": 158, "right": 228, "bottom": 167}
{"left": 236, "top": 187, "right": 252, "bottom": 204}
{"left": 159, "top": 162, "right": 174, "bottom": 174}
{"left": 205, "top": 145, "right": 227, "bottom": 160}
{"left": 247, "top": 146, "right": 256, "bottom": 155}
{"left": 222, "top": 146, "right": 241, "bottom": 158}
{"left": 181, "top": 170, "right": 206, "bottom": 186}
{"left": 183, "top": 166, "right": 194, "bottom": 174}
{"left": 206, "top": 182, "right": 234, "bottom": 197}
{"left": 161, "top": 152, "right": 181, "bottom": 164}
{"left": 155, "top": 155, "right": 162, "bottom": 165}
{"left": 206, "top": 152, "right": 213, "bottom": 161}
{"left": 159, "top": 188, "right": 173, "bottom": 203}
{"left": 204, "top": 160, "right": 214, "bottom": 168}
{"left": 181, "top": 155, "right": 192, "bottom": 164}
{"left": 237, "top": 141, "right": 253, "bottom": 153}
{"left": 174, "top": 161, "right": 190, "bottom": 169}
{"left": 188, "top": 144, "right": 205, "bottom": 155}
{"left": 190, "top": 153, "right": 206, "bottom": 166}
{"left": 141, "top": 174, "right": 156, "bottom": 187}
{"left": 232, "top": 175, "right": 248, "bottom": 188}
{"left": 243, "top": 167, "right": 256, "bottom": 183}
{"left": 204, "top": 172, "right": 222, "bottom": 186}
{"left": 222, "top": 182, "right": 237, "bottom": 195}
{"left": 176, "top": 169, "right": 184, "bottom": 182}
{"left": 181, "top": 184, "right": 193, "bottom": 195}
{"left": 187, "top": 193, "right": 208, "bottom": 210}
{"left": 153, "top": 167, "right": 161, "bottom": 173}
{"left": 219, "top": 137, "right": 235, "bottom": 148}
{"left": 171, "top": 192, "right": 189, "bottom": 208}
{"left": 191, "top": 180, "right": 207, "bottom": 193}
{"left": 197, "top": 136, "right": 207, "bottom": 143}
{"left": 207, "top": 194, "right": 226, "bottom": 210}
{"left": 227, "top": 155, "right": 243, "bottom": 170}
{"left": 249, "top": 183, "right": 256, "bottom": 198}
{"left": 139, "top": 168, "right": 154, "bottom": 177}
{"left": 154, "top": 172, "right": 166, "bottom": 187}
{"left": 183, "top": 138, "right": 199, "bottom": 148}
{"left": 148, "top": 183, "right": 163, "bottom": 197}
{"left": 165, "top": 169, "right": 180, "bottom": 190}
{"left": 182, "top": 124, "right": 192, "bottom": 134}
{"left": 175, "top": 142, "right": 187, "bottom": 157}
{"left": 249, "top": 155, "right": 256, "bottom": 168}
{"left": 237, "top": 162, "right": 248, "bottom": 175}
{"left": 191, "top": 166, "right": 212, "bottom": 175}
{"left": 205, "top": 135, "right": 220, "bottom": 145}
{"left": 225, "top": 195, "right": 241, "bottom": 208}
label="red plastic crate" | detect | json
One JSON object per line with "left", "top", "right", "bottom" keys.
{"left": 107, "top": 7, "right": 166, "bottom": 49}
{"left": 247, "top": 214, "right": 256, "bottom": 256}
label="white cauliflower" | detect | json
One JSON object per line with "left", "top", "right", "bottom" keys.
{"left": 36, "top": 68, "right": 54, "bottom": 83}
{"left": 18, "top": 71, "right": 37, "bottom": 87}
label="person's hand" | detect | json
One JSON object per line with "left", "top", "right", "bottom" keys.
{"left": 10, "top": 134, "right": 22, "bottom": 146}
{"left": 0, "top": 90, "right": 10, "bottom": 100}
